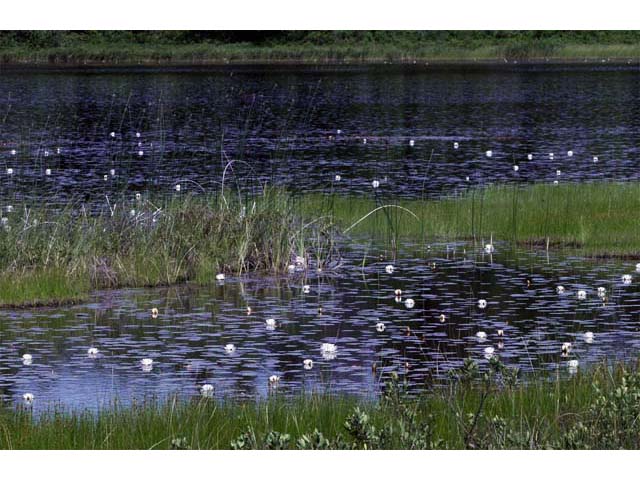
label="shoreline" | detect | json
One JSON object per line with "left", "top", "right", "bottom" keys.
{"left": 1, "top": 45, "right": 640, "bottom": 70}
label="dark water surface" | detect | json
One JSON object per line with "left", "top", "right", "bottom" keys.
{"left": 1, "top": 64, "right": 640, "bottom": 204}
{"left": 2, "top": 242, "right": 640, "bottom": 412}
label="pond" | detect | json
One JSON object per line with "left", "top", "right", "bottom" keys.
{"left": 2, "top": 64, "right": 640, "bottom": 411}
{"left": 1, "top": 64, "right": 640, "bottom": 206}
{"left": 2, "top": 241, "right": 639, "bottom": 412}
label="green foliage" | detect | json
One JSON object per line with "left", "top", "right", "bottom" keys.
{"left": 0, "top": 188, "right": 337, "bottom": 306}
{"left": 4, "top": 361, "right": 640, "bottom": 449}
{"left": 1, "top": 31, "right": 640, "bottom": 64}
{"left": 305, "top": 182, "right": 640, "bottom": 256}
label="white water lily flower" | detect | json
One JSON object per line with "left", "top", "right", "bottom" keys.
{"left": 103, "top": 174, "right": 108, "bottom": 181}
{"left": 484, "top": 346, "right": 495, "bottom": 359}
{"left": 497, "top": 329, "right": 504, "bottom": 337}
{"left": 476, "top": 331, "right": 487, "bottom": 339}
{"left": 567, "top": 150, "right": 574, "bottom": 157}
{"left": 584, "top": 331, "right": 594, "bottom": 343}
{"left": 362, "top": 138, "right": 367, "bottom": 144}
{"left": 56, "top": 147, "right": 61, "bottom": 154}
{"left": 372, "top": 179, "right": 380, "bottom": 189}
{"left": 109, "top": 131, "right": 115, "bottom": 138}
{"left": 22, "top": 353, "right": 32, "bottom": 365}
{"left": 513, "top": 164, "right": 519, "bottom": 172}
{"left": 484, "top": 244, "right": 494, "bottom": 254}
{"left": 200, "top": 384, "right": 214, "bottom": 396}
{"left": 385, "top": 265, "right": 394, "bottom": 274}
{"left": 478, "top": 299, "right": 487, "bottom": 309}
{"left": 140, "top": 359, "right": 154, "bottom": 371}
{"left": 215, "top": 273, "right": 225, "bottom": 281}
{"left": 553, "top": 180, "right": 559, "bottom": 185}
{"left": 87, "top": 347, "right": 99, "bottom": 357}
{"left": 265, "top": 318, "right": 277, "bottom": 329}
{"left": 10, "top": 149, "right": 16, "bottom": 156}
{"left": 549, "top": 153, "right": 554, "bottom": 159}
{"left": 6, "top": 168, "right": 13, "bottom": 175}
{"left": 45, "top": 168, "right": 51, "bottom": 176}
{"left": 302, "top": 285, "right": 311, "bottom": 294}
{"left": 394, "top": 288, "right": 402, "bottom": 297}
{"left": 409, "top": 139, "right": 415, "bottom": 147}
{"left": 556, "top": 285, "right": 565, "bottom": 294}
{"left": 404, "top": 298, "right": 415, "bottom": 309}
{"left": 453, "top": 142, "right": 459, "bottom": 149}
{"left": 224, "top": 344, "right": 236, "bottom": 354}
{"left": 321, "top": 343, "right": 337, "bottom": 354}
{"left": 335, "top": 174, "right": 341, "bottom": 181}
{"left": 568, "top": 359, "right": 579, "bottom": 368}
{"left": 622, "top": 274, "right": 632, "bottom": 285}
{"left": 465, "top": 176, "right": 470, "bottom": 182}
{"left": 138, "top": 150, "right": 144, "bottom": 157}
{"left": 175, "top": 184, "right": 181, "bottom": 192}
{"left": 376, "top": 322, "right": 386, "bottom": 332}
{"left": 556, "top": 169, "right": 562, "bottom": 176}
{"left": 151, "top": 307, "right": 159, "bottom": 319}
{"left": 597, "top": 287, "right": 606, "bottom": 298}
{"left": 485, "top": 150, "right": 492, "bottom": 158}
{"left": 527, "top": 153, "right": 533, "bottom": 160}
{"left": 287, "top": 264, "right": 295, "bottom": 274}
{"left": 269, "top": 375, "right": 280, "bottom": 385}
{"left": 303, "top": 359, "right": 314, "bottom": 370}
{"left": 336, "top": 129, "right": 342, "bottom": 134}
{"left": 109, "top": 168, "right": 115, "bottom": 177}
{"left": 23, "top": 393, "right": 34, "bottom": 404}
{"left": 561, "top": 342, "right": 572, "bottom": 355}
{"left": 135, "top": 193, "right": 141, "bottom": 201}
{"left": 577, "top": 290, "right": 587, "bottom": 300}
{"left": 439, "top": 313, "right": 446, "bottom": 323}
{"left": 6, "top": 205, "right": 13, "bottom": 213}
{"left": 136, "top": 132, "right": 141, "bottom": 138}
{"left": 593, "top": 156, "right": 599, "bottom": 163}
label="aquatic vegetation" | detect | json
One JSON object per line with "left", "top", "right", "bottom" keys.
{"left": 5, "top": 359, "right": 640, "bottom": 449}
{"left": 303, "top": 182, "right": 640, "bottom": 256}
{"left": 0, "top": 188, "right": 337, "bottom": 307}
{"left": 200, "top": 384, "right": 214, "bottom": 397}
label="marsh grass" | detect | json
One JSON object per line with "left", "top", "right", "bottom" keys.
{"left": 3, "top": 40, "right": 640, "bottom": 66}
{"left": 3, "top": 359, "right": 640, "bottom": 449}
{"left": 303, "top": 182, "right": 640, "bottom": 256}
{"left": 0, "top": 188, "right": 336, "bottom": 307}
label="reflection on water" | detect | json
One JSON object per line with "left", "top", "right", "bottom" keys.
{"left": 2, "top": 242, "right": 640, "bottom": 412}
{"left": 2, "top": 65, "right": 640, "bottom": 206}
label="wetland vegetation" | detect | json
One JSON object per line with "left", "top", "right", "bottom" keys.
{"left": 5, "top": 358, "right": 640, "bottom": 449}
{"left": 2, "top": 31, "right": 640, "bottom": 65}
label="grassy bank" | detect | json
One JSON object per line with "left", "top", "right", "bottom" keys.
{"left": 1, "top": 31, "right": 640, "bottom": 65}
{"left": 4, "top": 358, "right": 640, "bottom": 449}
{"left": 305, "top": 181, "right": 640, "bottom": 256}
{"left": 2, "top": 181, "right": 639, "bottom": 307}
{"left": 0, "top": 189, "right": 334, "bottom": 307}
